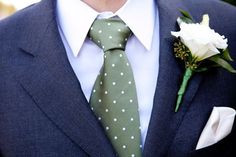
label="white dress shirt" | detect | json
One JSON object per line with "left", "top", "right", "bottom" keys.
{"left": 56, "top": 0, "right": 160, "bottom": 145}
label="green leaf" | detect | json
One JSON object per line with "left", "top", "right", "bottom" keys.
{"left": 178, "top": 17, "right": 193, "bottom": 24}
{"left": 179, "top": 9, "right": 193, "bottom": 20}
{"left": 209, "top": 56, "right": 236, "bottom": 73}
{"left": 221, "top": 49, "right": 234, "bottom": 61}
{"left": 195, "top": 67, "right": 209, "bottom": 72}
{"left": 195, "top": 64, "right": 222, "bottom": 72}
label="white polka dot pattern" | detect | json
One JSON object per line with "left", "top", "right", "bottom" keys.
{"left": 89, "top": 18, "right": 142, "bottom": 157}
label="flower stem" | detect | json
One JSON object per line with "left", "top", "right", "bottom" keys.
{"left": 175, "top": 68, "right": 193, "bottom": 112}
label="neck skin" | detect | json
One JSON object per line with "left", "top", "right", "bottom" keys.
{"left": 82, "top": 0, "right": 127, "bottom": 13}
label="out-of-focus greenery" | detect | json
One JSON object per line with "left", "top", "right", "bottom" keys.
{"left": 223, "top": 0, "right": 236, "bottom": 6}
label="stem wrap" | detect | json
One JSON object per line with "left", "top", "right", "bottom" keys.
{"left": 175, "top": 68, "right": 193, "bottom": 112}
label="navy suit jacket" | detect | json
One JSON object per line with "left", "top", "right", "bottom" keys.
{"left": 0, "top": 0, "right": 236, "bottom": 156}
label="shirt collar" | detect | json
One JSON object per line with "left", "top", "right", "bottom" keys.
{"left": 57, "top": 0, "right": 156, "bottom": 57}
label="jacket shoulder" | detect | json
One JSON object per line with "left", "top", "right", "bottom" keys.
{"left": 0, "top": 0, "right": 54, "bottom": 42}
{"left": 0, "top": 3, "right": 37, "bottom": 35}
{"left": 183, "top": 0, "right": 236, "bottom": 19}
{"left": 0, "top": 0, "right": 55, "bottom": 57}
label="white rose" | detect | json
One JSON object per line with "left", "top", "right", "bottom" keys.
{"left": 171, "top": 15, "right": 228, "bottom": 61}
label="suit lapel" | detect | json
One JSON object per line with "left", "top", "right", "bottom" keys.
{"left": 16, "top": 0, "right": 115, "bottom": 156}
{"left": 143, "top": 0, "right": 203, "bottom": 156}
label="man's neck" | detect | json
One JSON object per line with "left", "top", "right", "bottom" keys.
{"left": 82, "top": 0, "right": 127, "bottom": 13}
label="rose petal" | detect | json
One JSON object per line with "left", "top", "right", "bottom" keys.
{"left": 196, "top": 44, "right": 220, "bottom": 61}
{"left": 171, "top": 17, "right": 228, "bottom": 61}
{"left": 200, "top": 14, "right": 210, "bottom": 26}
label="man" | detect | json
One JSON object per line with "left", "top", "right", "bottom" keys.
{"left": 0, "top": 0, "right": 236, "bottom": 156}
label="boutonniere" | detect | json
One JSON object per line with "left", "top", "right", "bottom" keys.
{"left": 171, "top": 10, "right": 236, "bottom": 112}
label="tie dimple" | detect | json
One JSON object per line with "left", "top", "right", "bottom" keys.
{"left": 88, "top": 18, "right": 131, "bottom": 51}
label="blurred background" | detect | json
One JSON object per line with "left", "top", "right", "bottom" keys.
{"left": 0, "top": 0, "right": 40, "bottom": 19}
{"left": 0, "top": 0, "right": 235, "bottom": 19}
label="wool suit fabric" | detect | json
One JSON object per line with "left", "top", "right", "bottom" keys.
{"left": 0, "top": 0, "right": 236, "bottom": 156}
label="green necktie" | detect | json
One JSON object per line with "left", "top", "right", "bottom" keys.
{"left": 88, "top": 18, "right": 142, "bottom": 157}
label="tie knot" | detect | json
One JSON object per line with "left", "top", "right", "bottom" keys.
{"left": 88, "top": 18, "right": 132, "bottom": 52}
